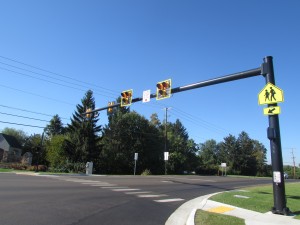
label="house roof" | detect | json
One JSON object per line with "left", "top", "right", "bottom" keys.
{"left": 0, "top": 133, "right": 22, "bottom": 149}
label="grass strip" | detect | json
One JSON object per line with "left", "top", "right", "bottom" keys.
{"left": 210, "top": 182, "right": 300, "bottom": 219}
{"left": 195, "top": 209, "right": 245, "bottom": 225}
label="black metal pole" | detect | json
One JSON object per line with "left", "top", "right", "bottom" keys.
{"left": 85, "top": 67, "right": 261, "bottom": 115}
{"left": 262, "top": 56, "right": 289, "bottom": 215}
{"left": 164, "top": 107, "right": 169, "bottom": 175}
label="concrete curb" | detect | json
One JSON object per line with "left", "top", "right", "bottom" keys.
{"left": 165, "top": 193, "right": 217, "bottom": 225}
{"left": 166, "top": 192, "right": 300, "bottom": 225}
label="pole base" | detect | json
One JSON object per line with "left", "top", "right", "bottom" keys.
{"left": 271, "top": 207, "right": 291, "bottom": 216}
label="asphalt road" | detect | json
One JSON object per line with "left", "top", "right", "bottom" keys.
{"left": 0, "top": 173, "right": 273, "bottom": 225}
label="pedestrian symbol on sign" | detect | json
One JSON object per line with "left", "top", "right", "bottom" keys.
{"left": 258, "top": 83, "right": 283, "bottom": 105}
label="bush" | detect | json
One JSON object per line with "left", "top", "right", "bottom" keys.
{"left": 10, "top": 163, "right": 28, "bottom": 170}
{"left": 196, "top": 166, "right": 218, "bottom": 175}
{"left": 26, "top": 165, "right": 47, "bottom": 172}
{"left": 141, "top": 169, "right": 152, "bottom": 176}
{"left": 48, "top": 162, "right": 85, "bottom": 173}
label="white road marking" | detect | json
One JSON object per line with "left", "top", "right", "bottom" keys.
{"left": 90, "top": 184, "right": 115, "bottom": 187}
{"left": 125, "top": 191, "right": 152, "bottom": 195}
{"left": 112, "top": 189, "right": 140, "bottom": 192}
{"left": 101, "top": 186, "right": 128, "bottom": 189}
{"left": 154, "top": 198, "right": 184, "bottom": 203}
{"left": 138, "top": 194, "right": 168, "bottom": 198}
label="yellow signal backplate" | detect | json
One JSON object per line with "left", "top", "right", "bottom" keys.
{"left": 156, "top": 79, "right": 172, "bottom": 100}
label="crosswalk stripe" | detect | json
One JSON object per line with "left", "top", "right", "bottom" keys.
{"left": 101, "top": 186, "right": 127, "bottom": 189}
{"left": 112, "top": 189, "right": 140, "bottom": 192}
{"left": 138, "top": 194, "right": 167, "bottom": 198}
{"left": 125, "top": 191, "right": 152, "bottom": 195}
{"left": 154, "top": 198, "right": 184, "bottom": 203}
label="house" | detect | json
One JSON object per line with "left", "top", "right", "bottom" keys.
{"left": 0, "top": 133, "right": 22, "bottom": 163}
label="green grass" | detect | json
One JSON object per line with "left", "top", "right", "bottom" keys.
{"left": 195, "top": 210, "right": 245, "bottom": 225}
{"left": 0, "top": 168, "right": 14, "bottom": 172}
{"left": 210, "top": 182, "right": 300, "bottom": 219}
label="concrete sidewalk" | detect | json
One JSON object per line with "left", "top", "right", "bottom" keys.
{"left": 166, "top": 193, "right": 300, "bottom": 225}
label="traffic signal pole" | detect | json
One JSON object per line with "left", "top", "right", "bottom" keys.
{"left": 84, "top": 56, "right": 288, "bottom": 215}
{"left": 86, "top": 67, "right": 262, "bottom": 113}
{"left": 262, "top": 56, "right": 289, "bottom": 215}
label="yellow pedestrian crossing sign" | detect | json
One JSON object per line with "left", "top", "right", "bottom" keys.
{"left": 258, "top": 83, "right": 284, "bottom": 105}
{"left": 263, "top": 106, "right": 281, "bottom": 115}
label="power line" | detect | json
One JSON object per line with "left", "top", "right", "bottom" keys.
{"left": 0, "top": 65, "right": 117, "bottom": 99}
{"left": 147, "top": 101, "right": 232, "bottom": 135}
{"left": 0, "top": 83, "right": 75, "bottom": 106}
{"left": 0, "top": 120, "right": 44, "bottom": 129}
{"left": 0, "top": 111, "right": 51, "bottom": 123}
{"left": 0, "top": 104, "right": 70, "bottom": 120}
{"left": 0, "top": 55, "right": 119, "bottom": 95}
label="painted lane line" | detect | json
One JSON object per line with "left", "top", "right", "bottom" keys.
{"left": 112, "top": 189, "right": 141, "bottom": 192}
{"left": 125, "top": 191, "right": 152, "bottom": 195}
{"left": 90, "top": 184, "right": 114, "bottom": 187}
{"left": 138, "top": 194, "right": 168, "bottom": 198}
{"left": 80, "top": 181, "right": 103, "bottom": 183}
{"left": 154, "top": 198, "right": 184, "bottom": 203}
{"left": 101, "top": 186, "right": 127, "bottom": 189}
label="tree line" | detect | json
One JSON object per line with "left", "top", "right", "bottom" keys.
{"left": 1, "top": 90, "right": 271, "bottom": 176}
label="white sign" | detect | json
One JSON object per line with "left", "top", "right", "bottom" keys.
{"left": 164, "top": 152, "right": 169, "bottom": 161}
{"left": 273, "top": 171, "right": 281, "bottom": 183}
{"left": 143, "top": 90, "right": 151, "bottom": 103}
{"left": 221, "top": 163, "right": 227, "bottom": 168}
{"left": 134, "top": 153, "right": 138, "bottom": 161}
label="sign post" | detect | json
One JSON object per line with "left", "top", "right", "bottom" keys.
{"left": 221, "top": 163, "right": 227, "bottom": 176}
{"left": 164, "top": 152, "right": 169, "bottom": 175}
{"left": 134, "top": 153, "right": 138, "bottom": 175}
{"left": 261, "top": 56, "right": 289, "bottom": 215}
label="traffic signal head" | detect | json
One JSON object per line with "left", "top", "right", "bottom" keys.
{"left": 156, "top": 79, "right": 171, "bottom": 100}
{"left": 107, "top": 101, "right": 115, "bottom": 114}
{"left": 85, "top": 108, "right": 92, "bottom": 119}
{"left": 121, "top": 89, "right": 133, "bottom": 107}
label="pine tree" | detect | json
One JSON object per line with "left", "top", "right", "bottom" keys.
{"left": 67, "top": 90, "right": 102, "bottom": 164}
{"left": 44, "top": 114, "right": 65, "bottom": 137}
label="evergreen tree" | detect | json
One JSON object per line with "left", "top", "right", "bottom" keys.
{"left": 44, "top": 114, "right": 65, "bottom": 138}
{"left": 100, "top": 111, "right": 164, "bottom": 174}
{"left": 198, "top": 139, "right": 219, "bottom": 174}
{"left": 252, "top": 140, "right": 267, "bottom": 176}
{"left": 237, "top": 131, "right": 256, "bottom": 175}
{"left": 220, "top": 134, "right": 239, "bottom": 173}
{"left": 67, "top": 90, "right": 102, "bottom": 165}
{"left": 167, "top": 119, "right": 198, "bottom": 174}
{"left": 149, "top": 113, "right": 161, "bottom": 128}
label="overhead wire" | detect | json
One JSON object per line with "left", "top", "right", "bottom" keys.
{"left": 0, "top": 83, "right": 75, "bottom": 106}
{"left": 132, "top": 100, "right": 230, "bottom": 143}
{"left": 0, "top": 104, "right": 70, "bottom": 120}
{"left": 0, "top": 111, "right": 51, "bottom": 122}
{"left": 0, "top": 65, "right": 117, "bottom": 99}
{"left": 0, "top": 55, "right": 234, "bottom": 138}
{"left": 0, "top": 120, "right": 44, "bottom": 129}
{"left": 148, "top": 101, "right": 232, "bottom": 135}
{"left": 0, "top": 55, "right": 119, "bottom": 95}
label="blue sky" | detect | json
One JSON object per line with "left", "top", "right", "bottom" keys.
{"left": 0, "top": 0, "right": 299, "bottom": 166}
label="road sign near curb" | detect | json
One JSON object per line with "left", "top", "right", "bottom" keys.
{"left": 263, "top": 106, "right": 281, "bottom": 115}
{"left": 258, "top": 83, "right": 284, "bottom": 105}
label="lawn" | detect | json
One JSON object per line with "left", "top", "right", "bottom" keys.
{"left": 210, "top": 182, "right": 300, "bottom": 219}
{"left": 0, "top": 168, "right": 14, "bottom": 172}
{"left": 195, "top": 210, "right": 245, "bottom": 225}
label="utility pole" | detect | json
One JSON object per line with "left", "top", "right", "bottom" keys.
{"left": 164, "top": 107, "right": 169, "bottom": 153}
{"left": 164, "top": 107, "right": 171, "bottom": 175}
{"left": 291, "top": 148, "right": 296, "bottom": 179}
